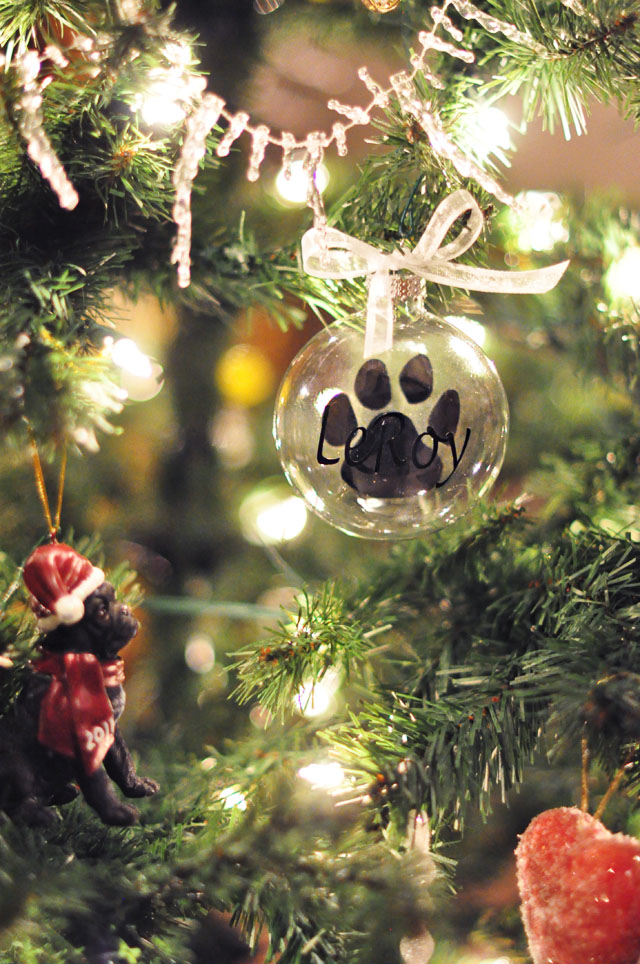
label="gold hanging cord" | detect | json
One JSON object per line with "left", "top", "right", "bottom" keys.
{"left": 25, "top": 422, "right": 67, "bottom": 542}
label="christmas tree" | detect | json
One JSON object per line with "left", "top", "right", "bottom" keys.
{"left": 0, "top": 0, "right": 639, "bottom": 962}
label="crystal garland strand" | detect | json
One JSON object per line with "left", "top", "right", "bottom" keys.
{"left": 169, "top": 0, "right": 552, "bottom": 285}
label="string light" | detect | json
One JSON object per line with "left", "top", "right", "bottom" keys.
{"left": 275, "top": 157, "right": 330, "bottom": 205}
{"left": 239, "top": 483, "right": 308, "bottom": 545}
{"left": 104, "top": 337, "right": 164, "bottom": 402}
{"left": 606, "top": 246, "right": 640, "bottom": 302}
{"left": 455, "top": 103, "right": 512, "bottom": 164}
{"left": 513, "top": 191, "right": 569, "bottom": 252}
{"left": 108, "top": 338, "right": 153, "bottom": 378}
{"left": 298, "top": 761, "right": 347, "bottom": 790}
{"left": 219, "top": 786, "right": 247, "bottom": 811}
{"left": 133, "top": 43, "right": 206, "bottom": 128}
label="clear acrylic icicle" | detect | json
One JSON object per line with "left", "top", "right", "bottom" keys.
{"left": 15, "top": 50, "right": 79, "bottom": 211}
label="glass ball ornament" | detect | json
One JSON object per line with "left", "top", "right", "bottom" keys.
{"left": 273, "top": 307, "right": 509, "bottom": 539}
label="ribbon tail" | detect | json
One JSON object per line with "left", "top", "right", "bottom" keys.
{"left": 409, "top": 259, "right": 570, "bottom": 294}
{"left": 364, "top": 270, "right": 394, "bottom": 359}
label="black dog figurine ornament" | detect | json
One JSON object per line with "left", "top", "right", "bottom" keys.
{"left": 0, "top": 543, "right": 158, "bottom": 826}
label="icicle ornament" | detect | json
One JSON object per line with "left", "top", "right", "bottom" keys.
{"left": 171, "top": 93, "right": 225, "bottom": 288}
{"left": 304, "top": 132, "right": 329, "bottom": 227}
{"left": 14, "top": 50, "right": 79, "bottom": 211}
{"left": 216, "top": 112, "right": 250, "bottom": 157}
{"left": 247, "top": 125, "right": 270, "bottom": 181}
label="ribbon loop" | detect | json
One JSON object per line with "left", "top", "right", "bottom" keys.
{"left": 411, "top": 189, "right": 483, "bottom": 262}
{"left": 301, "top": 189, "right": 569, "bottom": 358}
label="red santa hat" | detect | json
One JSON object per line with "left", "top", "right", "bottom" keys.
{"left": 23, "top": 543, "right": 105, "bottom": 632}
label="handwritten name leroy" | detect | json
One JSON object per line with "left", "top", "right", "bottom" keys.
{"left": 316, "top": 408, "right": 471, "bottom": 489}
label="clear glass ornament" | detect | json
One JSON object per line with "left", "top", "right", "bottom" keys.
{"left": 273, "top": 305, "right": 509, "bottom": 539}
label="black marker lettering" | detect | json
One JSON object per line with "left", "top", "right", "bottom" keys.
{"left": 436, "top": 427, "right": 472, "bottom": 487}
{"left": 316, "top": 405, "right": 340, "bottom": 465}
{"left": 411, "top": 429, "right": 438, "bottom": 469}
{"left": 373, "top": 412, "right": 407, "bottom": 472}
{"left": 344, "top": 426, "right": 371, "bottom": 469}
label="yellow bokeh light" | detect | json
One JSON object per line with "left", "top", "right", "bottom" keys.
{"left": 215, "top": 344, "right": 276, "bottom": 408}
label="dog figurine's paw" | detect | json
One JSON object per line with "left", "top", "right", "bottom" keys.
{"left": 122, "top": 777, "right": 160, "bottom": 798}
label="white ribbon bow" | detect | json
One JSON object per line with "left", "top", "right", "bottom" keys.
{"left": 301, "top": 189, "right": 569, "bottom": 358}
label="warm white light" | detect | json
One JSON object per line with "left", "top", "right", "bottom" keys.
{"left": 134, "top": 66, "right": 206, "bottom": 128}
{"left": 275, "top": 158, "right": 330, "bottom": 205}
{"left": 219, "top": 786, "right": 247, "bottom": 811}
{"left": 210, "top": 408, "right": 254, "bottom": 468}
{"left": 239, "top": 486, "right": 308, "bottom": 545}
{"left": 445, "top": 315, "right": 487, "bottom": 347}
{"left": 106, "top": 337, "right": 164, "bottom": 401}
{"left": 457, "top": 104, "right": 511, "bottom": 163}
{"left": 184, "top": 634, "right": 215, "bottom": 674}
{"left": 606, "top": 247, "right": 640, "bottom": 302}
{"left": 141, "top": 83, "right": 187, "bottom": 126}
{"left": 514, "top": 191, "right": 569, "bottom": 252}
{"left": 298, "top": 761, "right": 346, "bottom": 790}
{"left": 109, "top": 338, "right": 152, "bottom": 377}
{"left": 294, "top": 668, "right": 341, "bottom": 718}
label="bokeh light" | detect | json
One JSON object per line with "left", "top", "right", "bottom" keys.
{"left": 275, "top": 157, "right": 330, "bottom": 205}
{"left": 184, "top": 633, "right": 216, "bottom": 674}
{"left": 239, "top": 482, "right": 308, "bottom": 545}
{"left": 456, "top": 104, "right": 511, "bottom": 163}
{"left": 105, "top": 336, "right": 164, "bottom": 401}
{"left": 219, "top": 787, "right": 247, "bottom": 811}
{"left": 606, "top": 246, "right": 640, "bottom": 302}
{"left": 513, "top": 191, "right": 569, "bottom": 252}
{"left": 215, "top": 344, "right": 276, "bottom": 408}
{"left": 298, "top": 760, "right": 347, "bottom": 790}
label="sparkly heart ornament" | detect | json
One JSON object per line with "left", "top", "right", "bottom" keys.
{"left": 516, "top": 807, "right": 640, "bottom": 964}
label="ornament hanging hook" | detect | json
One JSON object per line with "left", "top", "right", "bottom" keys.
{"left": 24, "top": 420, "right": 67, "bottom": 542}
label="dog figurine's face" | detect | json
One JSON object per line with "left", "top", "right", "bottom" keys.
{"left": 43, "top": 582, "right": 139, "bottom": 659}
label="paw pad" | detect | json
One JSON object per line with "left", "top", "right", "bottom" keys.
{"left": 317, "top": 354, "right": 470, "bottom": 498}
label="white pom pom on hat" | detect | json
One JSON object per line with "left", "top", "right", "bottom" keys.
{"left": 54, "top": 593, "right": 87, "bottom": 625}
{"left": 23, "top": 543, "right": 105, "bottom": 632}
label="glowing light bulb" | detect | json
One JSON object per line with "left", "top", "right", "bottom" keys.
{"left": 298, "top": 761, "right": 347, "bottom": 790}
{"left": 513, "top": 191, "right": 569, "bottom": 252}
{"left": 219, "top": 787, "right": 247, "bottom": 811}
{"left": 456, "top": 104, "right": 511, "bottom": 163}
{"left": 106, "top": 337, "right": 164, "bottom": 402}
{"left": 110, "top": 338, "right": 152, "bottom": 378}
{"left": 294, "top": 668, "right": 341, "bottom": 718}
{"left": 134, "top": 64, "right": 206, "bottom": 128}
{"left": 275, "top": 158, "right": 330, "bottom": 205}
{"left": 239, "top": 484, "right": 308, "bottom": 545}
{"left": 606, "top": 246, "right": 640, "bottom": 302}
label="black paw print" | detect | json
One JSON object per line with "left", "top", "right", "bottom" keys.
{"left": 317, "top": 355, "right": 469, "bottom": 498}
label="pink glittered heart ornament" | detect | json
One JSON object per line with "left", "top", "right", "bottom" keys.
{"left": 516, "top": 807, "right": 640, "bottom": 964}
